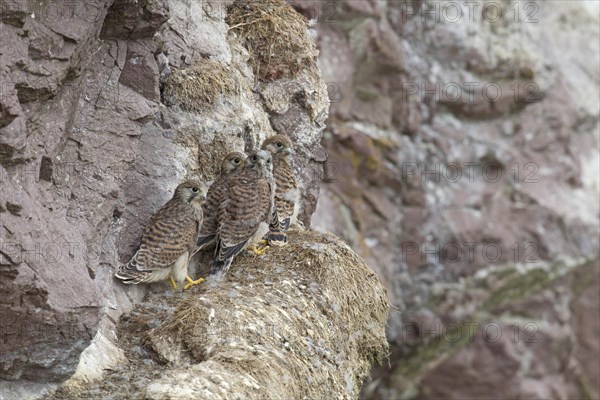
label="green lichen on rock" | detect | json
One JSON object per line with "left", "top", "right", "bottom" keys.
{"left": 570, "top": 259, "right": 599, "bottom": 298}
{"left": 483, "top": 267, "right": 551, "bottom": 309}
{"left": 389, "top": 257, "right": 593, "bottom": 394}
{"left": 393, "top": 320, "right": 479, "bottom": 383}
{"left": 481, "top": 259, "right": 581, "bottom": 310}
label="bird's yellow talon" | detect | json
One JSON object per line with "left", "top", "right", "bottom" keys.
{"left": 184, "top": 275, "right": 204, "bottom": 290}
{"left": 252, "top": 244, "right": 269, "bottom": 256}
{"left": 170, "top": 277, "right": 178, "bottom": 290}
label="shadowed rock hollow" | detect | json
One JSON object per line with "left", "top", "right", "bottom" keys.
{"left": 49, "top": 229, "right": 389, "bottom": 399}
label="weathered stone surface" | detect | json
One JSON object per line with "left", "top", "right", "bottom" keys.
{"left": 1, "top": 0, "right": 598, "bottom": 398}
{"left": 301, "top": 0, "right": 599, "bottom": 398}
{"left": 0, "top": 0, "right": 114, "bottom": 386}
{"left": 99, "top": 0, "right": 168, "bottom": 40}
{"left": 118, "top": 40, "right": 160, "bottom": 102}
{"left": 1, "top": 0, "right": 329, "bottom": 395}
{"left": 569, "top": 259, "right": 600, "bottom": 400}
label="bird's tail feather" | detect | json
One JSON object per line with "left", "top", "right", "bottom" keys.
{"left": 210, "top": 258, "right": 232, "bottom": 276}
{"left": 266, "top": 231, "right": 287, "bottom": 246}
{"left": 197, "top": 234, "right": 216, "bottom": 250}
{"left": 115, "top": 254, "right": 149, "bottom": 284}
{"left": 114, "top": 268, "right": 148, "bottom": 284}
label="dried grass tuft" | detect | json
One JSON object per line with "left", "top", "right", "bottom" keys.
{"left": 226, "top": 0, "right": 318, "bottom": 81}
{"left": 163, "top": 59, "right": 241, "bottom": 112}
{"left": 50, "top": 229, "right": 389, "bottom": 399}
{"left": 151, "top": 228, "right": 389, "bottom": 398}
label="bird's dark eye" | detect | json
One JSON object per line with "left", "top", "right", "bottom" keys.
{"left": 192, "top": 187, "right": 199, "bottom": 193}
{"left": 267, "top": 159, "right": 271, "bottom": 164}
{"left": 251, "top": 155, "right": 258, "bottom": 161}
{"left": 276, "top": 142, "right": 283, "bottom": 148}
{"left": 233, "top": 158, "right": 240, "bottom": 164}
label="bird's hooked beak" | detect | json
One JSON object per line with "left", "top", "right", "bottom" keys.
{"left": 193, "top": 191, "right": 207, "bottom": 202}
{"left": 283, "top": 147, "right": 293, "bottom": 156}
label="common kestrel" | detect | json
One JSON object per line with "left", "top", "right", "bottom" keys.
{"left": 212, "top": 150, "right": 278, "bottom": 275}
{"left": 196, "top": 152, "right": 246, "bottom": 252}
{"left": 261, "top": 134, "right": 299, "bottom": 245}
{"left": 115, "top": 180, "right": 207, "bottom": 290}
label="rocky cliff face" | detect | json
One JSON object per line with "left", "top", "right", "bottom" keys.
{"left": 50, "top": 230, "right": 389, "bottom": 400}
{"left": 1, "top": 0, "right": 598, "bottom": 399}
{"left": 299, "top": 0, "right": 599, "bottom": 398}
{"left": 1, "top": 0, "right": 329, "bottom": 396}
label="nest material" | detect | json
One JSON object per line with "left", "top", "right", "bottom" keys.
{"left": 226, "top": 0, "right": 318, "bottom": 81}
{"left": 162, "top": 59, "right": 241, "bottom": 112}
{"left": 195, "top": 134, "right": 245, "bottom": 183}
{"left": 51, "top": 229, "right": 389, "bottom": 399}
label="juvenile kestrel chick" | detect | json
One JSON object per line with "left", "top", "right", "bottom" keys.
{"left": 212, "top": 150, "right": 278, "bottom": 275}
{"left": 261, "top": 134, "right": 299, "bottom": 245}
{"left": 115, "top": 180, "right": 207, "bottom": 290}
{"left": 197, "top": 152, "right": 246, "bottom": 251}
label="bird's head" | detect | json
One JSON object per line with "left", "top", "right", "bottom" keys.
{"left": 261, "top": 134, "right": 294, "bottom": 157}
{"left": 221, "top": 152, "right": 246, "bottom": 175}
{"left": 175, "top": 179, "right": 207, "bottom": 205}
{"left": 245, "top": 150, "right": 272, "bottom": 173}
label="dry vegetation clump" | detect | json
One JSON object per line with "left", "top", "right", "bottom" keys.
{"left": 226, "top": 0, "right": 318, "bottom": 81}
{"left": 149, "top": 228, "right": 389, "bottom": 398}
{"left": 50, "top": 229, "right": 389, "bottom": 399}
{"left": 162, "top": 59, "right": 242, "bottom": 112}
{"left": 195, "top": 134, "right": 244, "bottom": 183}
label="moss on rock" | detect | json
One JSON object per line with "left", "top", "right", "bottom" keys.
{"left": 386, "top": 257, "right": 593, "bottom": 394}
